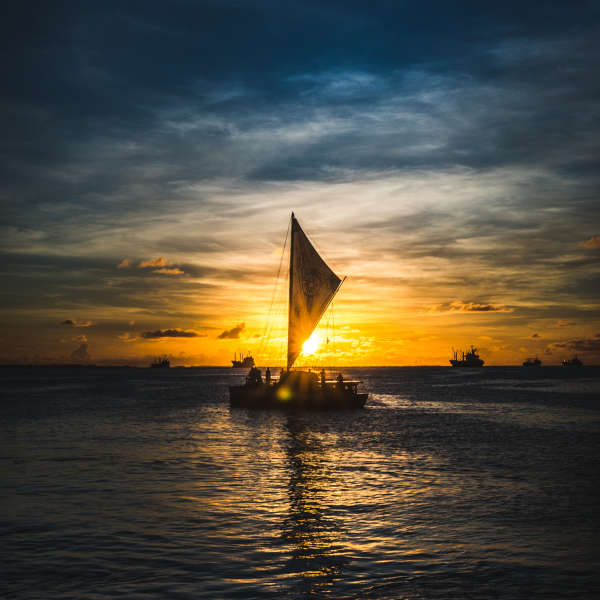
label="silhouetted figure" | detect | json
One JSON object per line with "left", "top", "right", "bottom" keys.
{"left": 266, "top": 367, "right": 271, "bottom": 384}
{"left": 247, "top": 366, "right": 262, "bottom": 385}
{"left": 320, "top": 368, "right": 326, "bottom": 386}
{"left": 336, "top": 373, "right": 344, "bottom": 389}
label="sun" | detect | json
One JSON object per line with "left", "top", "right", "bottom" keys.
{"left": 302, "top": 332, "right": 321, "bottom": 355}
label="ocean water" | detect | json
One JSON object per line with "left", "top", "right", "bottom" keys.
{"left": 1, "top": 366, "right": 599, "bottom": 599}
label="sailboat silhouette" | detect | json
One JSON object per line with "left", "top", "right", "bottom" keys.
{"left": 229, "top": 213, "right": 367, "bottom": 409}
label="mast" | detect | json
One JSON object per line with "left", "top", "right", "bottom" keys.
{"left": 287, "top": 212, "right": 295, "bottom": 370}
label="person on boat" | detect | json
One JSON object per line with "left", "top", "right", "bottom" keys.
{"left": 320, "top": 368, "right": 326, "bottom": 386}
{"left": 336, "top": 373, "right": 344, "bottom": 389}
{"left": 246, "top": 366, "right": 262, "bottom": 385}
{"left": 265, "top": 367, "right": 271, "bottom": 384}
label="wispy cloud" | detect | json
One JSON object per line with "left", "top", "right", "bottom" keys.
{"left": 551, "top": 333, "right": 600, "bottom": 353}
{"left": 118, "top": 332, "right": 137, "bottom": 343}
{"left": 153, "top": 267, "right": 184, "bottom": 275}
{"left": 71, "top": 342, "right": 91, "bottom": 362}
{"left": 61, "top": 319, "right": 94, "bottom": 327}
{"left": 429, "top": 301, "right": 514, "bottom": 314}
{"left": 139, "top": 257, "right": 171, "bottom": 268}
{"left": 141, "top": 329, "right": 204, "bottom": 338}
{"left": 135, "top": 257, "right": 185, "bottom": 275}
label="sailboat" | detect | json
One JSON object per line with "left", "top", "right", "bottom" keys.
{"left": 229, "top": 213, "right": 368, "bottom": 409}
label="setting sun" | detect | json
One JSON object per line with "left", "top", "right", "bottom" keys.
{"left": 302, "top": 332, "right": 321, "bottom": 356}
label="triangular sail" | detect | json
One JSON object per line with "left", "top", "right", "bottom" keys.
{"left": 287, "top": 214, "right": 342, "bottom": 369}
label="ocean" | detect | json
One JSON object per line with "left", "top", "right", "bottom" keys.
{"left": 1, "top": 366, "right": 599, "bottom": 599}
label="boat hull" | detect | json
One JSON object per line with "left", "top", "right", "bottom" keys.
{"left": 450, "top": 359, "right": 484, "bottom": 368}
{"left": 229, "top": 383, "right": 367, "bottom": 410}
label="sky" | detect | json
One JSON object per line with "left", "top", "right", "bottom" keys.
{"left": 1, "top": 0, "right": 599, "bottom": 366}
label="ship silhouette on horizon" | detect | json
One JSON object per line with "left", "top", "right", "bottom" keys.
{"left": 231, "top": 352, "right": 255, "bottom": 368}
{"left": 450, "top": 346, "right": 484, "bottom": 368}
{"left": 150, "top": 356, "right": 170, "bottom": 368}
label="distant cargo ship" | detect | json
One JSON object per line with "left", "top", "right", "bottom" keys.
{"left": 231, "top": 352, "right": 255, "bottom": 368}
{"left": 562, "top": 356, "right": 583, "bottom": 367}
{"left": 450, "top": 346, "right": 484, "bottom": 367}
{"left": 150, "top": 356, "right": 170, "bottom": 368}
{"left": 523, "top": 356, "right": 542, "bottom": 367}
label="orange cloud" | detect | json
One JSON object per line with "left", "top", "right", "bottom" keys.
{"left": 549, "top": 320, "right": 573, "bottom": 328}
{"left": 118, "top": 332, "right": 137, "bottom": 343}
{"left": 153, "top": 267, "right": 184, "bottom": 275}
{"left": 139, "top": 256, "right": 171, "bottom": 268}
{"left": 578, "top": 236, "right": 600, "bottom": 249}
{"left": 116, "top": 258, "right": 131, "bottom": 268}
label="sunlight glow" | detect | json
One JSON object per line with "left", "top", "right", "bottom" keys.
{"left": 302, "top": 332, "right": 321, "bottom": 355}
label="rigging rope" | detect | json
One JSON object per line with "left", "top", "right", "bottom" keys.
{"left": 257, "top": 218, "right": 290, "bottom": 363}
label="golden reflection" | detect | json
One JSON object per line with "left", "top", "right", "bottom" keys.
{"left": 283, "top": 417, "right": 346, "bottom": 595}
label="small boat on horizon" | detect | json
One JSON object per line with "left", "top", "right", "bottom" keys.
{"left": 229, "top": 213, "right": 367, "bottom": 409}
{"left": 523, "top": 356, "right": 542, "bottom": 367}
{"left": 562, "top": 355, "right": 583, "bottom": 367}
{"left": 450, "top": 346, "right": 484, "bottom": 368}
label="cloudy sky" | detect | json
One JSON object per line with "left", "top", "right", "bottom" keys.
{"left": 1, "top": 1, "right": 599, "bottom": 365}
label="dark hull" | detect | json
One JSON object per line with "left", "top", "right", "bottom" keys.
{"left": 232, "top": 359, "right": 255, "bottom": 368}
{"left": 450, "top": 359, "right": 484, "bottom": 368}
{"left": 229, "top": 384, "right": 367, "bottom": 410}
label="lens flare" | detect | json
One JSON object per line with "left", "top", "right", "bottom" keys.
{"left": 302, "top": 332, "right": 320, "bottom": 355}
{"left": 276, "top": 386, "right": 291, "bottom": 401}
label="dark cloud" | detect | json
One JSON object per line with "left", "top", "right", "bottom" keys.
{"left": 61, "top": 319, "right": 94, "bottom": 327}
{"left": 454, "top": 302, "right": 513, "bottom": 313}
{"left": 531, "top": 333, "right": 539, "bottom": 338}
{"left": 552, "top": 334, "right": 600, "bottom": 353}
{"left": 430, "top": 301, "right": 513, "bottom": 314}
{"left": 217, "top": 323, "right": 245, "bottom": 339}
{"left": 141, "top": 329, "right": 203, "bottom": 338}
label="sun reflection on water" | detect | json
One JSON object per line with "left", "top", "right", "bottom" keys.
{"left": 282, "top": 417, "right": 346, "bottom": 595}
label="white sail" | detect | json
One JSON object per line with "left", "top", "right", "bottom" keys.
{"left": 287, "top": 214, "right": 342, "bottom": 369}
